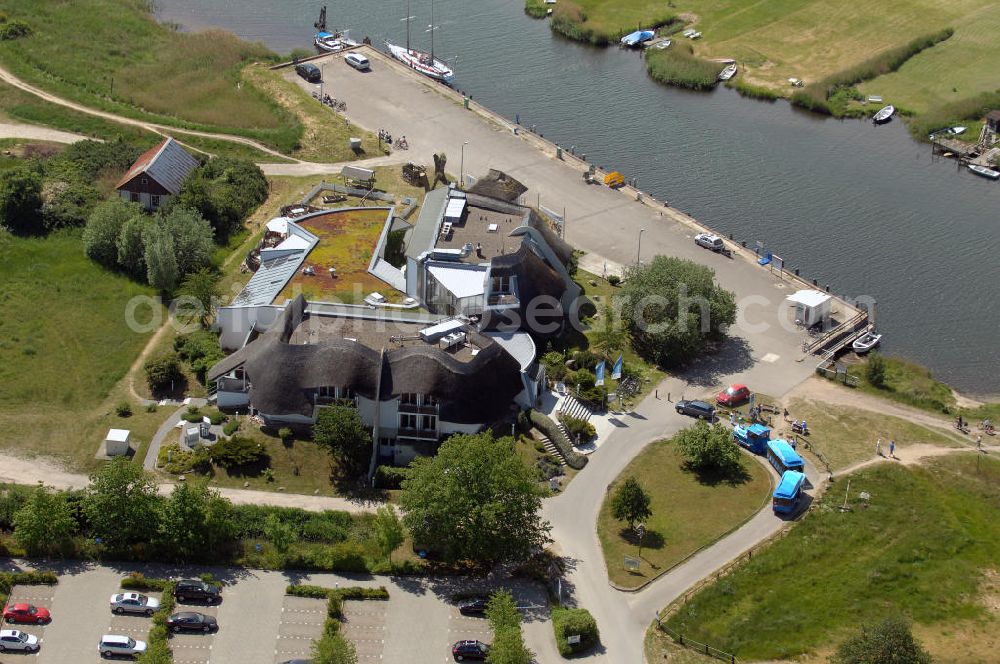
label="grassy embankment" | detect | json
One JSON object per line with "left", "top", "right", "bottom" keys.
{"left": 0, "top": 229, "right": 167, "bottom": 468}
{"left": 645, "top": 43, "right": 723, "bottom": 92}
{"left": 657, "top": 455, "right": 1000, "bottom": 663}
{"left": 598, "top": 438, "right": 770, "bottom": 589}
{"left": 0, "top": 0, "right": 306, "bottom": 151}
{"left": 547, "top": 1, "right": 676, "bottom": 45}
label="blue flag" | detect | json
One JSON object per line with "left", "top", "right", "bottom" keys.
{"left": 595, "top": 360, "right": 606, "bottom": 386}
{"left": 611, "top": 353, "right": 623, "bottom": 380}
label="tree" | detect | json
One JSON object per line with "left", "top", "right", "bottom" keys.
{"left": 486, "top": 590, "right": 531, "bottom": 664}
{"left": 675, "top": 421, "right": 744, "bottom": 477}
{"left": 143, "top": 221, "right": 178, "bottom": 291}
{"left": 116, "top": 214, "right": 149, "bottom": 279}
{"left": 161, "top": 206, "right": 215, "bottom": 277}
{"left": 372, "top": 505, "right": 405, "bottom": 562}
{"left": 591, "top": 303, "right": 625, "bottom": 355}
{"left": 144, "top": 352, "right": 183, "bottom": 394}
{"left": 84, "top": 199, "right": 137, "bottom": 268}
{"left": 41, "top": 179, "right": 100, "bottom": 231}
{"left": 312, "top": 633, "right": 358, "bottom": 664}
{"left": 262, "top": 512, "right": 298, "bottom": 554}
{"left": 83, "top": 457, "right": 160, "bottom": 551}
{"left": 400, "top": 432, "right": 550, "bottom": 566}
{"left": 831, "top": 617, "right": 932, "bottom": 664}
{"left": 609, "top": 477, "right": 652, "bottom": 532}
{"left": 619, "top": 256, "right": 737, "bottom": 367}
{"left": 0, "top": 165, "right": 43, "bottom": 234}
{"left": 177, "top": 268, "right": 221, "bottom": 325}
{"left": 157, "top": 482, "right": 233, "bottom": 561}
{"left": 313, "top": 406, "right": 372, "bottom": 476}
{"left": 13, "top": 486, "right": 77, "bottom": 556}
{"left": 866, "top": 352, "right": 888, "bottom": 388}
{"left": 176, "top": 157, "right": 268, "bottom": 239}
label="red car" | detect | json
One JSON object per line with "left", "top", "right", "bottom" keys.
{"left": 2, "top": 603, "right": 51, "bottom": 624}
{"left": 717, "top": 384, "right": 751, "bottom": 407}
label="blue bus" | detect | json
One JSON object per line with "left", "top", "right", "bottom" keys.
{"left": 773, "top": 470, "right": 806, "bottom": 514}
{"left": 766, "top": 439, "right": 804, "bottom": 475}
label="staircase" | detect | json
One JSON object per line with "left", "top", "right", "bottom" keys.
{"left": 558, "top": 394, "right": 593, "bottom": 422}
{"left": 536, "top": 433, "right": 567, "bottom": 467}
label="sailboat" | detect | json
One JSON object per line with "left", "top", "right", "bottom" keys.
{"left": 386, "top": 0, "right": 455, "bottom": 84}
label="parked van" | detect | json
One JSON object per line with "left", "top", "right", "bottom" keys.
{"left": 345, "top": 53, "right": 370, "bottom": 71}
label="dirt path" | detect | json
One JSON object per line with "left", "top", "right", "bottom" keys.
{"left": 0, "top": 64, "right": 297, "bottom": 162}
{"left": 0, "top": 122, "right": 90, "bottom": 144}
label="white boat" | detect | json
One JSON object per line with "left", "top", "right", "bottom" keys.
{"left": 872, "top": 105, "right": 894, "bottom": 124}
{"left": 929, "top": 126, "right": 968, "bottom": 139}
{"left": 681, "top": 28, "right": 696, "bottom": 37}
{"left": 689, "top": 31, "right": 702, "bottom": 39}
{"left": 621, "top": 29, "right": 655, "bottom": 48}
{"left": 314, "top": 31, "right": 358, "bottom": 53}
{"left": 852, "top": 331, "right": 882, "bottom": 353}
{"left": 718, "top": 63, "right": 737, "bottom": 81}
{"left": 968, "top": 164, "right": 1000, "bottom": 180}
{"left": 654, "top": 39, "right": 671, "bottom": 50}
{"left": 388, "top": 0, "right": 454, "bottom": 84}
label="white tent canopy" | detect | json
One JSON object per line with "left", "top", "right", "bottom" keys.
{"left": 265, "top": 217, "right": 289, "bottom": 235}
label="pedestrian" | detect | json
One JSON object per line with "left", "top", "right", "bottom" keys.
{"left": 783, "top": 407, "right": 789, "bottom": 421}
{"left": 876, "top": 437, "right": 882, "bottom": 457}
{"left": 889, "top": 440, "right": 896, "bottom": 459}
{"left": 978, "top": 434, "right": 983, "bottom": 451}
{"left": 729, "top": 411, "right": 736, "bottom": 427}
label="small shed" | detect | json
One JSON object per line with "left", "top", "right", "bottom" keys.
{"left": 104, "top": 429, "right": 131, "bottom": 457}
{"left": 341, "top": 165, "right": 374, "bottom": 187}
{"left": 787, "top": 289, "right": 832, "bottom": 327}
{"left": 181, "top": 426, "right": 201, "bottom": 447}
{"left": 987, "top": 110, "right": 1000, "bottom": 133}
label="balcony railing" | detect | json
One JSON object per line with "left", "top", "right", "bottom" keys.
{"left": 486, "top": 293, "right": 519, "bottom": 308}
{"left": 216, "top": 377, "right": 249, "bottom": 393}
{"left": 398, "top": 402, "right": 440, "bottom": 415}
{"left": 396, "top": 427, "right": 439, "bottom": 441}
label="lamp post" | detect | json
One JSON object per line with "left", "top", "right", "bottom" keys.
{"left": 460, "top": 141, "right": 469, "bottom": 189}
{"left": 637, "top": 228, "right": 646, "bottom": 264}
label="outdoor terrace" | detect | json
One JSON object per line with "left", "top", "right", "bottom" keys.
{"left": 435, "top": 204, "right": 525, "bottom": 265}
{"left": 287, "top": 314, "right": 481, "bottom": 361}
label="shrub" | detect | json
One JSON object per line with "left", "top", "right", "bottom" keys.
{"left": 676, "top": 421, "right": 745, "bottom": 478}
{"left": 145, "top": 403, "right": 158, "bottom": 413}
{"left": 607, "top": 274, "right": 621, "bottom": 286}
{"left": 174, "top": 330, "right": 226, "bottom": 383}
{"left": 115, "top": 402, "right": 133, "bottom": 417}
{"left": 301, "top": 513, "right": 351, "bottom": 543}
{"left": 374, "top": 464, "right": 409, "bottom": 489}
{"left": 866, "top": 353, "right": 888, "bottom": 388}
{"left": 524, "top": 0, "right": 548, "bottom": 19}
{"left": 223, "top": 419, "right": 240, "bottom": 436}
{"left": 120, "top": 572, "right": 170, "bottom": 592}
{"left": 540, "top": 351, "right": 568, "bottom": 381}
{"left": 209, "top": 436, "right": 269, "bottom": 468}
{"left": 558, "top": 413, "right": 596, "bottom": 442}
{"left": 208, "top": 410, "right": 226, "bottom": 425}
{"left": 529, "top": 411, "right": 588, "bottom": 470}
{"left": 144, "top": 353, "right": 182, "bottom": 393}
{"left": 0, "top": 19, "right": 31, "bottom": 41}
{"left": 645, "top": 43, "right": 723, "bottom": 91}
{"left": 552, "top": 606, "right": 600, "bottom": 656}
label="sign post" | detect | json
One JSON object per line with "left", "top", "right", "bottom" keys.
{"left": 636, "top": 523, "right": 647, "bottom": 559}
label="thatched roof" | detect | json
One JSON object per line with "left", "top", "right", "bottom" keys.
{"left": 466, "top": 169, "right": 528, "bottom": 203}
{"left": 484, "top": 243, "right": 568, "bottom": 338}
{"left": 527, "top": 208, "right": 573, "bottom": 266}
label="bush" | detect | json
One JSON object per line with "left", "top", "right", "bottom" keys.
{"left": 115, "top": 402, "right": 133, "bottom": 417}
{"left": 866, "top": 353, "right": 888, "bottom": 388}
{"left": 174, "top": 330, "right": 226, "bottom": 383}
{"left": 540, "top": 351, "right": 569, "bottom": 382}
{"left": 676, "top": 421, "right": 745, "bottom": 478}
{"left": 301, "top": 512, "right": 351, "bottom": 543}
{"left": 645, "top": 43, "right": 723, "bottom": 91}
{"left": 552, "top": 606, "right": 600, "bottom": 656}
{"left": 208, "top": 410, "right": 226, "bottom": 425}
{"left": 120, "top": 572, "right": 170, "bottom": 592}
{"left": 558, "top": 413, "right": 596, "bottom": 442}
{"left": 0, "top": 18, "right": 31, "bottom": 41}
{"left": 607, "top": 274, "right": 621, "bottom": 286}
{"left": 209, "top": 436, "right": 269, "bottom": 468}
{"left": 144, "top": 353, "right": 182, "bottom": 393}
{"left": 529, "top": 411, "right": 588, "bottom": 470}
{"left": 136, "top": 580, "right": 176, "bottom": 664}
{"left": 223, "top": 419, "right": 240, "bottom": 436}
{"left": 373, "top": 464, "right": 409, "bottom": 489}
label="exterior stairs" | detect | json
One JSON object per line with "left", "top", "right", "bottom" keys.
{"left": 536, "top": 433, "right": 567, "bottom": 467}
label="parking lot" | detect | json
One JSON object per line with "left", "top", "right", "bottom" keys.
{"left": 4, "top": 563, "right": 556, "bottom": 663}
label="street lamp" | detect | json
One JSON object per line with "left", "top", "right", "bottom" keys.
{"left": 460, "top": 141, "right": 469, "bottom": 189}
{"left": 637, "top": 228, "right": 646, "bottom": 264}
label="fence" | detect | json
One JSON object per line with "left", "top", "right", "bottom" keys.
{"left": 654, "top": 615, "right": 740, "bottom": 663}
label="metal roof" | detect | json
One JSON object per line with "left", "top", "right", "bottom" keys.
{"left": 115, "top": 137, "right": 199, "bottom": 195}
{"left": 405, "top": 187, "right": 450, "bottom": 260}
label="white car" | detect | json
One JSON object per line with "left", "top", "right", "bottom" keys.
{"left": 99, "top": 634, "right": 147, "bottom": 658}
{"left": 344, "top": 52, "right": 370, "bottom": 71}
{"left": 0, "top": 628, "right": 40, "bottom": 653}
{"left": 694, "top": 232, "right": 724, "bottom": 251}
{"left": 109, "top": 592, "right": 160, "bottom": 616}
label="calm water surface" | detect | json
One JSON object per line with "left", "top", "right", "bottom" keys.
{"left": 156, "top": 0, "right": 1000, "bottom": 396}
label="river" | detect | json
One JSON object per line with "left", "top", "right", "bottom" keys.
{"left": 156, "top": 0, "right": 1000, "bottom": 397}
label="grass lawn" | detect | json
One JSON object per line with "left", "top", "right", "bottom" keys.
{"left": 515, "top": 433, "right": 578, "bottom": 493}
{"left": 786, "top": 398, "right": 959, "bottom": 472}
{"left": 0, "top": 0, "right": 302, "bottom": 152}
{"left": 664, "top": 455, "right": 1000, "bottom": 662}
{"left": 598, "top": 438, "right": 771, "bottom": 589}
{"left": 0, "top": 229, "right": 166, "bottom": 468}
{"left": 847, "top": 354, "right": 957, "bottom": 414}
{"left": 548, "top": 0, "right": 677, "bottom": 43}
{"left": 244, "top": 65, "right": 382, "bottom": 162}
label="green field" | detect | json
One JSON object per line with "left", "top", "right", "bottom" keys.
{"left": 0, "top": 0, "right": 302, "bottom": 152}
{"left": 663, "top": 455, "right": 1000, "bottom": 662}
{"left": 544, "top": 0, "right": 1000, "bottom": 122}
{"left": 598, "top": 438, "right": 770, "bottom": 589}
{"left": 0, "top": 229, "right": 165, "bottom": 466}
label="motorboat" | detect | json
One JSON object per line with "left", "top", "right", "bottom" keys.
{"left": 718, "top": 63, "right": 737, "bottom": 81}
{"left": 621, "top": 29, "right": 655, "bottom": 48}
{"left": 872, "top": 105, "right": 895, "bottom": 123}
{"left": 852, "top": 330, "right": 882, "bottom": 353}
{"left": 968, "top": 164, "right": 1000, "bottom": 180}
{"left": 315, "top": 31, "right": 358, "bottom": 52}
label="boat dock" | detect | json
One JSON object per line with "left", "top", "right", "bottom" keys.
{"left": 931, "top": 136, "right": 980, "bottom": 162}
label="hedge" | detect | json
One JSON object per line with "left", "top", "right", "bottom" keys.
{"left": 552, "top": 606, "right": 600, "bottom": 656}
{"left": 125, "top": 578, "right": 176, "bottom": 664}
{"left": 529, "top": 411, "right": 588, "bottom": 469}
{"left": 0, "top": 571, "right": 58, "bottom": 605}
{"left": 121, "top": 572, "right": 171, "bottom": 591}
{"left": 286, "top": 584, "right": 389, "bottom": 662}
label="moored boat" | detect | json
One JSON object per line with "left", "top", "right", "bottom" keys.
{"left": 872, "top": 105, "right": 894, "bottom": 124}
{"left": 315, "top": 31, "right": 358, "bottom": 53}
{"left": 388, "top": 0, "right": 454, "bottom": 84}
{"left": 852, "top": 331, "right": 882, "bottom": 353}
{"left": 621, "top": 29, "right": 655, "bottom": 47}
{"left": 718, "top": 63, "right": 737, "bottom": 81}
{"left": 968, "top": 164, "right": 1000, "bottom": 180}
{"left": 654, "top": 39, "right": 672, "bottom": 50}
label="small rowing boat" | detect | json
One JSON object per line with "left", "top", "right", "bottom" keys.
{"left": 718, "top": 63, "right": 737, "bottom": 81}
{"left": 852, "top": 331, "right": 882, "bottom": 353}
{"left": 872, "top": 105, "right": 894, "bottom": 124}
{"left": 968, "top": 164, "right": 1000, "bottom": 180}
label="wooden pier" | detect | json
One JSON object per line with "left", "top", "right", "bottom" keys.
{"left": 931, "top": 136, "right": 980, "bottom": 163}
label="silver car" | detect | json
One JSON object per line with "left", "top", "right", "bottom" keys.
{"left": 99, "top": 634, "right": 147, "bottom": 658}
{"left": 109, "top": 592, "right": 160, "bottom": 616}
{"left": 0, "top": 628, "right": 40, "bottom": 653}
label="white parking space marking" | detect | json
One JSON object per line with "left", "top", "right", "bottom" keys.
{"left": 273, "top": 596, "right": 326, "bottom": 664}
{"left": 341, "top": 600, "right": 387, "bottom": 663}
